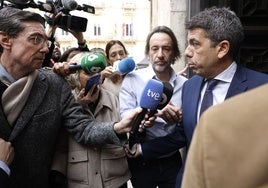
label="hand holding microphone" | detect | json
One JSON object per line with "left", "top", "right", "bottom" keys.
{"left": 128, "top": 79, "right": 164, "bottom": 152}
{"left": 157, "top": 103, "right": 182, "bottom": 124}
{"left": 139, "top": 81, "right": 174, "bottom": 133}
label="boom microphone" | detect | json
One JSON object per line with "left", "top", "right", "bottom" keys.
{"left": 113, "top": 57, "right": 136, "bottom": 75}
{"left": 61, "top": 0, "right": 78, "bottom": 11}
{"left": 76, "top": 4, "right": 95, "bottom": 14}
{"left": 5, "top": 0, "right": 55, "bottom": 13}
{"left": 128, "top": 79, "right": 164, "bottom": 151}
{"left": 69, "top": 52, "right": 107, "bottom": 74}
{"left": 5, "top": 0, "right": 30, "bottom": 4}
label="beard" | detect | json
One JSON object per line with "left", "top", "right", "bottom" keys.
{"left": 152, "top": 62, "right": 170, "bottom": 73}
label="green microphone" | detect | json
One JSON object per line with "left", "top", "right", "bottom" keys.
{"left": 69, "top": 52, "right": 107, "bottom": 74}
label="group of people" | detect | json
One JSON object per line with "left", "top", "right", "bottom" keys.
{"left": 50, "top": 41, "right": 131, "bottom": 187}
{"left": 131, "top": 6, "right": 268, "bottom": 188}
{"left": 0, "top": 5, "right": 268, "bottom": 188}
{"left": 0, "top": 6, "right": 148, "bottom": 188}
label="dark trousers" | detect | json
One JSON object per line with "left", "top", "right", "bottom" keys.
{"left": 128, "top": 151, "right": 182, "bottom": 188}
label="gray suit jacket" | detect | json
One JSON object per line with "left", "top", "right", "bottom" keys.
{"left": 0, "top": 69, "right": 121, "bottom": 188}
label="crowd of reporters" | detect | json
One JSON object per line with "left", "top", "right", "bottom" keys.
{"left": 1, "top": 2, "right": 268, "bottom": 188}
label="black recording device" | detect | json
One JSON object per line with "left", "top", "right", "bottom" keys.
{"left": 84, "top": 74, "right": 101, "bottom": 96}
{"left": 51, "top": 0, "right": 94, "bottom": 32}
{"left": 55, "top": 14, "right": 88, "bottom": 32}
{"left": 1, "top": 0, "right": 95, "bottom": 32}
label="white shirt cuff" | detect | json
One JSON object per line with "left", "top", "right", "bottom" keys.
{"left": 138, "top": 143, "right": 143, "bottom": 155}
{"left": 0, "top": 160, "right": 10, "bottom": 176}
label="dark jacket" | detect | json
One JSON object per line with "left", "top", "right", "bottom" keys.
{"left": 0, "top": 168, "right": 9, "bottom": 188}
{"left": 141, "top": 65, "right": 268, "bottom": 187}
{"left": 0, "top": 69, "right": 121, "bottom": 188}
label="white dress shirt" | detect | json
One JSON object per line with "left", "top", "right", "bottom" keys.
{"left": 120, "top": 65, "right": 187, "bottom": 140}
{"left": 197, "top": 62, "right": 237, "bottom": 120}
{"left": 0, "top": 160, "right": 10, "bottom": 176}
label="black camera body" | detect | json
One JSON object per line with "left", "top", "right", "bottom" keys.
{"left": 51, "top": 0, "right": 94, "bottom": 32}
{"left": 1, "top": 0, "right": 94, "bottom": 32}
{"left": 57, "top": 14, "right": 88, "bottom": 32}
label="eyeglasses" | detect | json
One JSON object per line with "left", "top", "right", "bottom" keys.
{"left": 27, "top": 34, "right": 52, "bottom": 48}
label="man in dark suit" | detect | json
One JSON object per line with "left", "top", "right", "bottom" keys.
{"left": 132, "top": 7, "right": 268, "bottom": 188}
{"left": 182, "top": 84, "right": 268, "bottom": 188}
{"left": 0, "top": 138, "right": 14, "bottom": 188}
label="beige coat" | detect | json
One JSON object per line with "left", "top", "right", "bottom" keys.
{"left": 67, "top": 88, "right": 130, "bottom": 188}
{"left": 101, "top": 75, "right": 123, "bottom": 98}
{"left": 182, "top": 83, "right": 268, "bottom": 188}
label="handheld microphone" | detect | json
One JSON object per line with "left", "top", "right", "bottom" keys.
{"left": 112, "top": 57, "right": 136, "bottom": 75}
{"left": 128, "top": 79, "right": 164, "bottom": 151}
{"left": 61, "top": 0, "right": 78, "bottom": 11}
{"left": 139, "top": 82, "right": 173, "bottom": 140}
{"left": 69, "top": 52, "right": 107, "bottom": 74}
{"left": 149, "top": 82, "right": 174, "bottom": 117}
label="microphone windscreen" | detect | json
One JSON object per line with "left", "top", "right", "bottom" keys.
{"left": 118, "top": 57, "right": 135, "bottom": 74}
{"left": 61, "top": 0, "right": 78, "bottom": 11}
{"left": 158, "top": 82, "right": 173, "bottom": 109}
{"left": 80, "top": 52, "right": 107, "bottom": 74}
{"left": 139, "top": 79, "right": 163, "bottom": 110}
{"left": 146, "top": 81, "right": 173, "bottom": 118}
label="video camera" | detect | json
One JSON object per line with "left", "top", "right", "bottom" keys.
{"left": 1, "top": 0, "right": 95, "bottom": 32}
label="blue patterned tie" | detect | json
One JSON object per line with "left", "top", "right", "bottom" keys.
{"left": 199, "top": 79, "right": 219, "bottom": 116}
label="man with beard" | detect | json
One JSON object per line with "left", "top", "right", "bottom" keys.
{"left": 120, "top": 26, "right": 187, "bottom": 188}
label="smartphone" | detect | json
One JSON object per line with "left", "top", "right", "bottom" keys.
{"left": 84, "top": 74, "right": 101, "bottom": 96}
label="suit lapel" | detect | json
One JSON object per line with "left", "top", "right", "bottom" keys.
{"left": 182, "top": 76, "right": 204, "bottom": 134}
{"left": 225, "top": 65, "right": 247, "bottom": 99}
{"left": 9, "top": 72, "right": 49, "bottom": 141}
{"left": 189, "top": 77, "right": 204, "bottom": 132}
{"left": 0, "top": 107, "right": 12, "bottom": 141}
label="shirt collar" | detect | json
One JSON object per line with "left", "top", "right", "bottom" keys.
{"left": 214, "top": 61, "right": 237, "bottom": 83}
{"left": 0, "top": 63, "right": 16, "bottom": 85}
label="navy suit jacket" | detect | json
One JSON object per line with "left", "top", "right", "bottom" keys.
{"left": 141, "top": 65, "right": 268, "bottom": 187}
